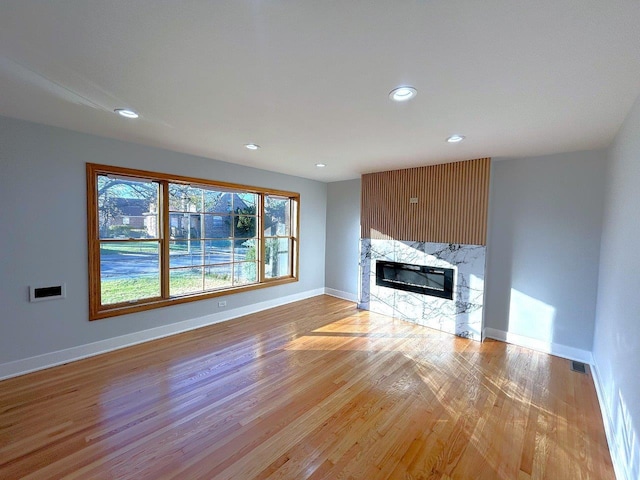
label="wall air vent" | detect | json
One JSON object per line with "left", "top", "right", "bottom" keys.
{"left": 570, "top": 360, "right": 588, "bottom": 374}
{"left": 29, "top": 283, "right": 66, "bottom": 302}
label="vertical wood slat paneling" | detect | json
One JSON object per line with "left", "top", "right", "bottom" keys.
{"left": 361, "top": 158, "right": 491, "bottom": 245}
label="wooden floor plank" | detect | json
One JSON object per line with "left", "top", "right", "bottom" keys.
{"left": 0, "top": 295, "right": 614, "bottom": 479}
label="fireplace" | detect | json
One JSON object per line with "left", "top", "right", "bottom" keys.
{"left": 360, "top": 240, "right": 485, "bottom": 340}
{"left": 375, "top": 260, "right": 454, "bottom": 300}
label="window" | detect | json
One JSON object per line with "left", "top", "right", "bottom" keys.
{"left": 87, "top": 164, "right": 299, "bottom": 319}
{"left": 264, "top": 195, "right": 295, "bottom": 278}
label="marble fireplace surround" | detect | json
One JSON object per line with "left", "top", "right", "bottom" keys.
{"left": 359, "top": 239, "right": 486, "bottom": 341}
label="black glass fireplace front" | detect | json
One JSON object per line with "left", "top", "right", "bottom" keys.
{"left": 375, "top": 260, "right": 454, "bottom": 300}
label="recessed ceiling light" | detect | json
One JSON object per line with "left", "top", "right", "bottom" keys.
{"left": 114, "top": 108, "right": 139, "bottom": 119}
{"left": 245, "top": 143, "right": 260, "bottom": 150}
{"left": 315, "top": 163, "right": 326, "bottom": 168}
{"left": 389, "top": 86, "right": 417, "bottom": 102}
{"left": 446, "top": 134, "right": 466, "bottom": 143}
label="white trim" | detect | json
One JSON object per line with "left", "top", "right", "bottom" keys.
{"left": 324, "top": 288, "right": 358, "bottom": 303}
{"left": 0, "top": 288, "right": 325, "bottom": 381}
{"left": 483, "top": 327, "right": 593, "bottom": 364}
{"left": 591, "top": 363, "right": 630, "bottom": 480}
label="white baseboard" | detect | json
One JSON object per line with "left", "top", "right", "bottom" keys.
{"left": 591, "top": 363, "right": 631, "bottom": 480}
{"left": 483, "top": 327, "right": 593, "bottom": 364}
{"left": 0, "top": 288, "right": 325, "bottom": 381}
{"left": 324, "top": 288, "right": 358, "bottom": 303}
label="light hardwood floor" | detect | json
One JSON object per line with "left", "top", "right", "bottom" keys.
{"left": 0, "top": 295, "right": 614, "bottom": 479}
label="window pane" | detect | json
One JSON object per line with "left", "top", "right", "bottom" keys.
{"left": 169, "top": 240, "right": 205, "bottom": 268}
{"left": 100, "top": 241, "right": 160, "bottom": 304}
{"left": 235, "top": 193, "right": 258, "bottom": 211}
{"left": 170, "top": 267, "right": 203, "bottom": 296}
{"left": 205, "top": 240, "right": 232, "bottom": 265}
{"left": 233, "top": 214, "right": 257, "bottom": 238}
{"left": 265, "top": 237, "right": 291, "bottom": 278}
{"left": 168, "top": 185, "right": 204, "bottom": 212}
{"left": 204, "top": 214, "right": 232, "bottom": 239}
{"left": 205, "top": 191, "right": 233, "bottom": 214}
{"left": 98, "top": 176, "right": 159, "bottom": 239}
{"left": 235, "top": 262, "right": 258, "bottom": 285}
{"left": 234, "top": 239, "right": 257, "bottom": 262}
{"left": 169, "top": 213, "right": 202, "bottom": 239}
{"left": 204, "top": 264, "right": 233, "bottom": 290}
{"left": 264, "top": 196, "right": 290, "bottom": 236}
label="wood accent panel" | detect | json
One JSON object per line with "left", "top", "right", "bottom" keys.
{"left": 0, "top": 296, "right": 614, "bottom": 479}
{"left": 361, "top": 158, "right": 491, "bottom": 245}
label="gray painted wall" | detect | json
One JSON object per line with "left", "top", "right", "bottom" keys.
{"left": 484, "top": 151, "right": 606, "bottom": 352}
{"left": 324, "top": 179, "right": 361, "bottom": 298}
{"left": 593, "top": 95, "right": 640, "bottom": 480}
{"left": 0, "top": 116, "right": 327, "bottom": 364}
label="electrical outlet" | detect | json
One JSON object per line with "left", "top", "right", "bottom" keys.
{"left": 218, "top": 301, "right": 227, "bottom": 308}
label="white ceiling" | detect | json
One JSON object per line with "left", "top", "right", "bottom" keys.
{"left": 1, "top": 1, "right": 639, "bottom": 182}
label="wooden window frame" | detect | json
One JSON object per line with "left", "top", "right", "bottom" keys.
{"left": 87, "top": 163, "right": 300, "bottom": 320}
{"left": 263, "top": 195, "right": 298, "bottom": 281}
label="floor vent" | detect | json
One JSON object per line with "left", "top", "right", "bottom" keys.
{"left": 570, "top": 360, "right": 588, "bottom": 374}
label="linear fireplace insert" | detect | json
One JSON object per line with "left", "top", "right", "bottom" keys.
{"left": 375, "top": 260, "right": 454, "bottom": 300}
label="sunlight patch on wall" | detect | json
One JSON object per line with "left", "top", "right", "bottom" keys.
{"left": 508, "top": 289, "right": 555, "bottom": 343}
{"left": 615, "top": 388, "right": 639, "bottom": 480}
{"left": 468, "top": 273, "right": 485, "bottom": 339}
